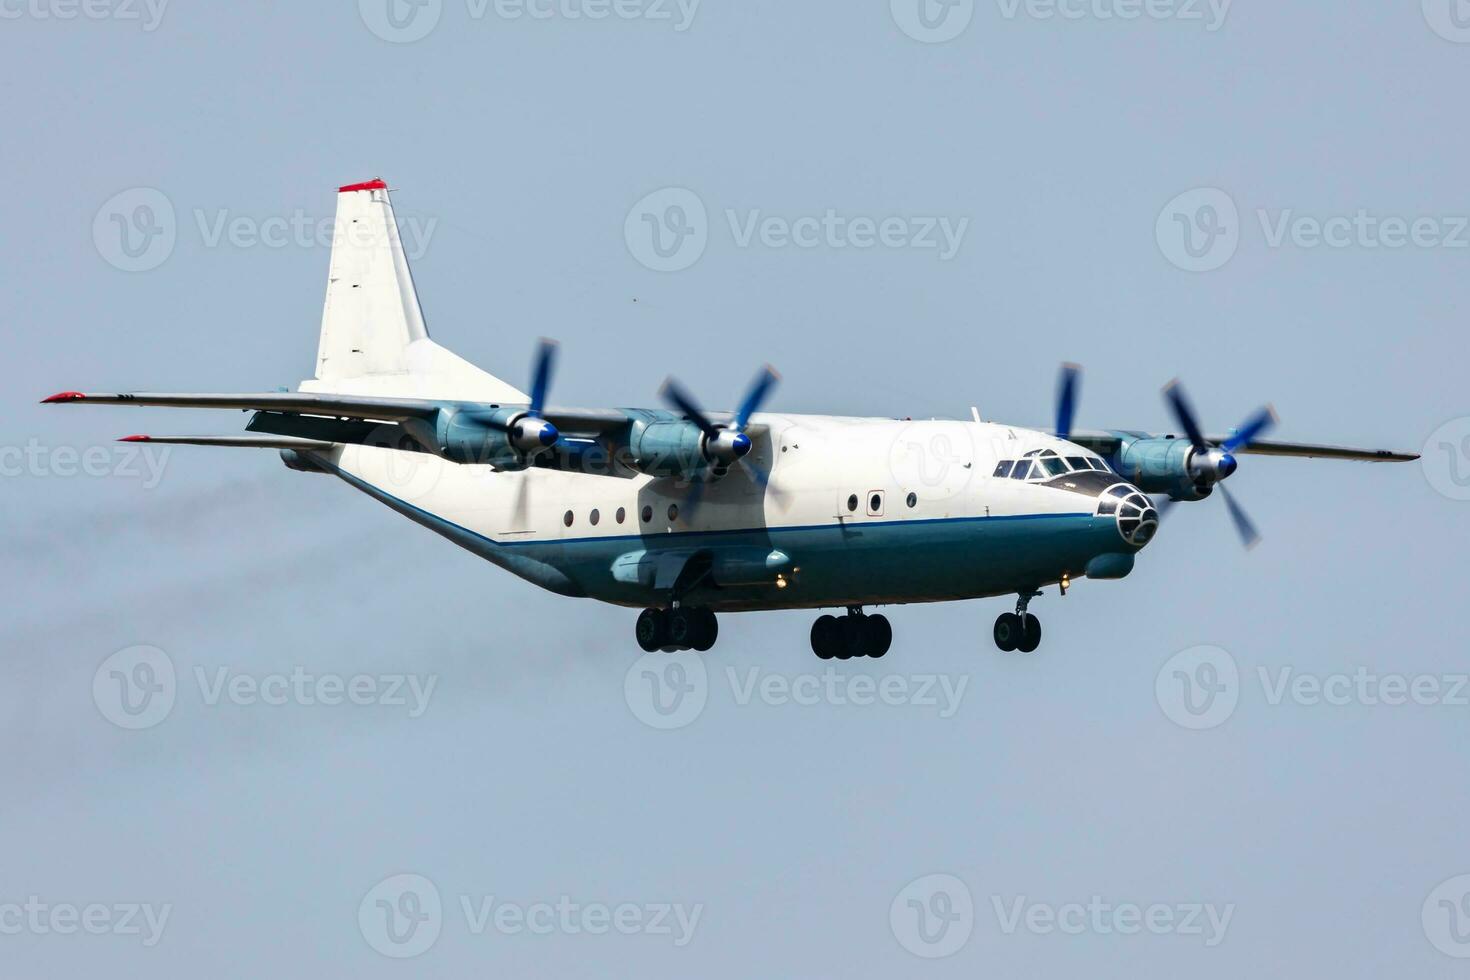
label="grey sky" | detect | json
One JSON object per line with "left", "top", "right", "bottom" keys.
{"left": 4, "top": 1, "right": 1469, "bottom": 975}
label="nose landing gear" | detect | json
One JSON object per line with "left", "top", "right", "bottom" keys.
{"left": 810, "top": 608, "right": 892, "bottom": 660}
{"left": 994, "top": 592, "right": 1042, "bottom": 653}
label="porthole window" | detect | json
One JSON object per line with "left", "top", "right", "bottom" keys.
{"left": 668, "top": 503, "right": 679, "bottom": 521}
{"left": 846, "top": 494, "right": 858, "bottom": 512}
{"left": 563, "top": 510, "right": 573, "bottom": 527}
{"left": 906, "top": 492, "right": 917, "bottom": 508}
{"left": 589, "top": 508, "right": 600, "bottom": 526}
{"left": 616, "top": 507, "right": 626, "bottom": 524}
{"left": 870, "top": 493, "right": 882, "bottom": 512}
{"left": 641, "top": 505, "right": 652, "bottom": 523}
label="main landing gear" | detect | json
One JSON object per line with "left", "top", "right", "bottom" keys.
{"left": 636, "top": 607, "right": 718, "bottom": 653}
{"left": 810, "top": 608, "right": 892, "bottom": 660}
{"left": 993, "top": 591, "right": 1042, "bottom": 654}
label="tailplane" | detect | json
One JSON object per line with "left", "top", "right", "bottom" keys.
{"left": 301, "top": 179, "right": 526, "bottom": 403}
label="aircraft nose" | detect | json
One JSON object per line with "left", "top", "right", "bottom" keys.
{"left": 1096, "top": 482, "right": 1159, "bottom": 549}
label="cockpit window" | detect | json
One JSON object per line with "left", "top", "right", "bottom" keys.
{"left": 1011, "top": 460, "right": 1033, "bottom": 480}
{"left": 1038, "top": 456, "right": 1067, "bottom": 477}
{"left": 993, "top": 460, "right": 1013, "bottom": 478}
{"left": 1065, "top": 456, "right": 1088, "bottom": 471}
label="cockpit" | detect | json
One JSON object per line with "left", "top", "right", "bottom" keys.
{"left": 992, "top": 448, "right": 1113, "bottom": 482}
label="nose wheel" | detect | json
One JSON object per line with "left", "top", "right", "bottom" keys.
{"left": 994, "top": 592, "right": 1042, "bottom": 653}
{"left": 810, "top": 609, "right": 892, "bottom": 659}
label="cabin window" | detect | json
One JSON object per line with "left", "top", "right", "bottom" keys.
{"left": 589, "top": 508, "right": 600, "bottom": 526}
{"left": 846, "top": 494, "right": 859, "bottom": 512}
{"left": 867, "top": 491, "right": 884, "bottom": 516}
{"left": 563, "top": 510, "right": 573, "bottom": 527}
{"left": 616, "top": 507, "right": 626, "bottom": 524}
{"left": 668, "top": 503, "right": 679, "bottom": 521}
{"left": 641, "top": 505, "right": 653, "bottom": 523}
{"left": 906, "top": 492, "right": 917, "bottom": 508}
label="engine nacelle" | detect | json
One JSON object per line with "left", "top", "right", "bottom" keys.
{"left": 401, "top": 407, "right": 553, "bottom": 468}
{"left": 625, "top": 419, "right": 708, "bottom": 479}
{"left": 1113, "top": 437, "right": 1210, "bottom": 500}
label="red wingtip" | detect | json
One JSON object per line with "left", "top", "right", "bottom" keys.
{"left": 42, "top": 391, "right": 86, "bottom": 404}
{"left": 118, "top": 435, "right": 151, "bottom": 442}
{"left": 338, "top": 178, "right": 387, "bottom": 193}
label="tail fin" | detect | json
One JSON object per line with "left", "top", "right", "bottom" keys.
{"left": 301, "top": 179, "right": 527, "bottom": 403}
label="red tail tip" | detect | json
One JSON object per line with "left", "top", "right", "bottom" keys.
{"left": 118, "top": 435, "right": 151, "bottom": 442}
{"left": 42, "top": 391, "right": 86, "bottom": 403}
{"left": 338, "top": 179, "right": 387, "bottom": 193}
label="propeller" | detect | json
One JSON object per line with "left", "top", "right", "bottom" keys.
{"left": 1159, "top": 379, "right": 1276, "bottom": 548}
{"left": 505, "top": 339, "right": 559, "bottom": 525}
{"left": 658, "top": 365, "right": 781, "bottom": 519}
{"left": 1055, "top": 362, "right": 1081, "bottom": 441}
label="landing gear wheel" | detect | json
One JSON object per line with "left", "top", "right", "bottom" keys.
{"left": 1017, "top": 613, "right": 1041, "bottom": 654}
{"left": 993, "top": 613, "right": 1021, "bottom": 652}
{"left": 836, "top": 616, "right": 862, "bottom": 659}
{"left": 865, "top": 614, "right": 892, "bottom": 659}
{"left": 636, "top": 608, "right": 667, "bottom": 653}
{"left": 666, "top": 608, "right": 696, "bottom": 649}
{"left": 810, "top": 615, "right": 840, "bottom": 659}
{"left": 691, "top": 609, "right": 718, "bottom": 652}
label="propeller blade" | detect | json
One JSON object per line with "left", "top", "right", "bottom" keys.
{"left": 659, "top": 378, "right": 719, "bottom": 438}
{"left": 680, "top": 477, "right": 706, "bottom": 525}
{"left": 1221, "top": 405, "right": 1278, "bottom": 455}
{"left": 734, "top": 365, "right": 780, "bottom": 431}
{"left": 528, "top": 338, "right": 557, "bottom": 418}
{"left": 511, "top": 471, "right": 531, "bottom": 526}
{"left": 1217, "top": 482, "right": 1262, "bottom": 549}
{"left": 739, "top": 456, "right": 770, "bottom": 487}
{"left": 1162, "top": 379, "right": 1209, "bottom": 453}
{"left": 1055, "top": 363, "right": 1081, "bottom": 441}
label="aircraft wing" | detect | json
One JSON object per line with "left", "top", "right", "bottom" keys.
{"left": 42, "top": 390, "right": 631, "bottom": 435}
{"left": 1059, "top": 428, "right": 1418, "bottom": 462}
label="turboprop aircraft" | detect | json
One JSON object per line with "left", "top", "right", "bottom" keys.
{"left": 46, "top": 178, "right": 1420, "bottom": 658}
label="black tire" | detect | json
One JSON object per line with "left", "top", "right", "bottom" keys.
{"left": 691, "top": 609, "right": 718, "bottom": 652}
{"left": 810, "top": 615, "right": 839, "bottom": 659}
{"left": 666, "top": 609, "right": 695, "bottom": 650}
{"left": 993, "top": 612, "right": 1020, "bottom": 652}
{"left": 635, "top": 608, "right": 666, "bottom": 652}
{"left": 866, "top": 614, "right": 892, "bottom": 658}
{"left": 1017, "top": 613, "right": 1041, "bottom": 654}
{"left": 838, "top": 616, "right": 863, "bottom": 659}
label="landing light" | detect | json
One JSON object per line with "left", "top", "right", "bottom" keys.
{"left": 776, "top": 575, "right": 788, "bottom": 589}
